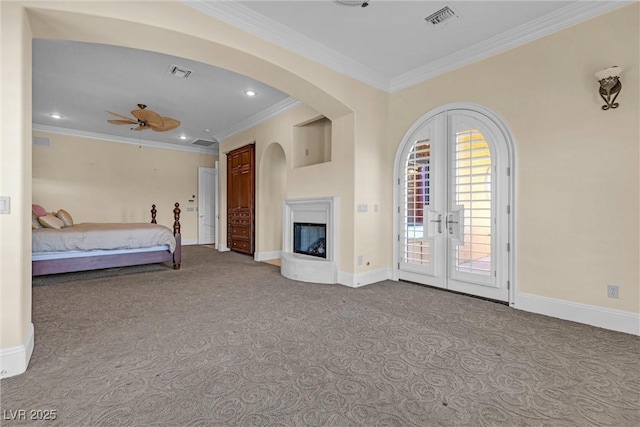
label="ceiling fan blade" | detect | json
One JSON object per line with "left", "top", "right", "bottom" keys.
{"left": 131, "top": 109, "right": 164, "bottom": 128}
{"left": 106, "top": 110, "right": 135, "bottom": 121}
{"left": 107, "top": 119, "right": 137, "bottom": 125}
{"left": 132, "top": 125, "right": 146, "bottom": 131}
{"left": 151, "top": 117, "right": 181, "bottom": 132}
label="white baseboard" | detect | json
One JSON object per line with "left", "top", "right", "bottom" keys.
{"left": 0, "top": 323, "right": 34, "bottom": 378}
{"left": 181, "top": 238, "right": 198, "bottom": 246}
{"left": 254, "top": 251, "right": 281, "bottom": 262}
{"left": 217, "top": 245, "right": 230, "bottom": 252}
{"left": 338, "top": 268, "right": 391, "bottom": 288}
{"left": 516, "top": 293, "right": 639, "bottom": 336}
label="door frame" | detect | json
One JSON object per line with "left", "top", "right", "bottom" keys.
{"left": 198, "top": 166, "right": 218, "bottom": 245}
{"left": 392, "top": 102, "right": 518, "bottom": 307}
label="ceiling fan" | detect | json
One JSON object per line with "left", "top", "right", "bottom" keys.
{"left": 106, "top": 104, "right": 180, "bottom": 132}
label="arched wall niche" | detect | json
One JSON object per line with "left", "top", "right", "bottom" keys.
{"left": 256, "top": 142, "right": 288, "bottom": 258}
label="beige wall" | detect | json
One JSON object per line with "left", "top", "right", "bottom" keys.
{"left": 388, "top": 4, "right": 639, "bottom": 312}
{"left": 1, "top": 1, "right": 33, "bottom": 350}
{"left": 32, "top": 132, "right": 216, "bottom": 240}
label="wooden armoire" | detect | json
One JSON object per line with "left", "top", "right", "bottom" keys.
{"left": 226, "top": 143, "right": 255, "bottom": 254}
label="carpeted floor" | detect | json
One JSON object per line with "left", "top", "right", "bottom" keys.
{"left": 2, "top": 246, "right": 639, "bottom": 426}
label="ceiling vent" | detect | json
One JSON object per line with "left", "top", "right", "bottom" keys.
{"left": 425, "top": 6, "right": 458, "bottom": 26}
{"left": 167, "top": 64, "right": 193, "bottom": 79}
{"left": 191, "top": 138, "right": 218, "bottom": 147}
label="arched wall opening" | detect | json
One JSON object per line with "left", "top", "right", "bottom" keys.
{"left": 256, "top": 142, "right": 288, "bottom": 260}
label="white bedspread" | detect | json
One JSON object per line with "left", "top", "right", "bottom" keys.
{"left": 32, "top": 223, "right": 176, "bottom": 253}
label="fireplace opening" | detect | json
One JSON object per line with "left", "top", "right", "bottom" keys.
{"left": 293, "top": 222, "right": 326, "bottom": 258}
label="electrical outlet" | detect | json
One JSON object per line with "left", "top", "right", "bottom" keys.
{"left": 357, "top": 255, "right": 363, "bottom": 265}
{"left": 607, "top": 285, "right": 619, "bottom": 299}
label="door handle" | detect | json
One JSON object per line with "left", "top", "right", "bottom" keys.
{"left": 446, "top": 214, "right": 458, "bottom": 235}
{"left": 430, "top": 214, "right": 443, "bottom": 234}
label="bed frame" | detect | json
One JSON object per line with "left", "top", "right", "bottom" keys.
{"left": 32, "top": 203, "right": 182, "bottom": 276}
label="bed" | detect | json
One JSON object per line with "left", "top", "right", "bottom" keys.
{"left": 32, "top": 203, "right": 182, "bottom": 276}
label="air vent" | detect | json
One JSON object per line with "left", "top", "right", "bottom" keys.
{"left": 191, "top": 138, "right": 218, "bottom": 147}
{"left": 167, "top": 64, "right": 193, "bottom": 79}
{"left": 425, "top": 6, "right": 458, "bottom": 26}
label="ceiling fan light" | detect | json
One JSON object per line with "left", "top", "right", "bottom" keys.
{"left": 49, "top": 113, "right": 64, "bottom": 119}
{"left": 245, "top": 90, "right": 257, "bottom": 97}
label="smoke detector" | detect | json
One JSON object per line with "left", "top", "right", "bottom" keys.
{"left": 167, "top": 64, "right": 193, "bottom": 79}
{"left": 425, "top": 6, "right": 458, "bottom": 26}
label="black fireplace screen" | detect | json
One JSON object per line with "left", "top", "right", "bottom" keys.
{"left": 293, "top": 222, "right": 326, "bottom": 258}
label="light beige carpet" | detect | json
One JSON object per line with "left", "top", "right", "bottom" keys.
{"left": 2, "top": 246, "right": 639, "bottom": 426}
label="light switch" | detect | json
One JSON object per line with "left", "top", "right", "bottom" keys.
{"left": 357, "top": 204, "right": 368, "bottom": 213}
{"left": 0, "top": 196, "right": 10, "bottom": 214}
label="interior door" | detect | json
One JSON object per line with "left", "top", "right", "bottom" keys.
{"left": 398, "top": 110, "right": 510, "bottom": 302}
{"left": 198, "top": 167, "right": 216, "bottom": 245}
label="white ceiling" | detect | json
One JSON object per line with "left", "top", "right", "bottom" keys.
{"left": 32, "top": 1, "right": 629, "bottom": 153}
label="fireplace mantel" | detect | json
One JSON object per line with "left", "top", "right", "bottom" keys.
{"left": 281, "top": 197, "right": 338, "bottom": 283}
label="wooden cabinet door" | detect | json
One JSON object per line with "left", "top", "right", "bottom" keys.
{"left": 227, "top": 143, "right": 255, "bottom": 254}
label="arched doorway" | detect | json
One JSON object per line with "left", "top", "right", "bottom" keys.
{"left": 393, "top": 103, "right": 515, "bottom": 304}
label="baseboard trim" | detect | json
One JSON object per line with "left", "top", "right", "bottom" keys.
{"left": 0, "top": 323, "right": 34, "bottom": 378}
{"left": 516, "top": 293, "right": 639, "bottom": 336}
{"left": 254, "top": 251, "right": 281, "bottom": 262}
{"left": 181, "top": 238, "right": 198, "bottom": 246}
{"left": 217, "top": 245, "right": 230, "bottom": 252}
{"left": 338, "top": 268, "right": 391, "bottom": 288}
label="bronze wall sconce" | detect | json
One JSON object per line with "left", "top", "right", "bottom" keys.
{"left": 595, "top": 66, "right": 622, "bottom": 110}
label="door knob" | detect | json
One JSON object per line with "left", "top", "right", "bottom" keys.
{"left": 430, "top": 214, "right": 443, "bottom": 234}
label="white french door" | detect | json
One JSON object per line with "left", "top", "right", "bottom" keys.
{"left": 397, "top": 109, "right": 511, "bottom": 302}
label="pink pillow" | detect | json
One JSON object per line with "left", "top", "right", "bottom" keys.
{"left": 32, "top": 204, "right": 47, "bottom": 217}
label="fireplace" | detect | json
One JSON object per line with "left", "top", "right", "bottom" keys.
{"left": 294, "top": 223, "right": 326, "bottom": 258}
{"left": 282, "top": 197, "right": 337, "bottom": 284}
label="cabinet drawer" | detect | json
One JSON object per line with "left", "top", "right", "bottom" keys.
{"left": 230, "top": 239, "right": 251, "bottom": 252}
{"left": 231, "top": 226, "right": 250, "bottom": 238}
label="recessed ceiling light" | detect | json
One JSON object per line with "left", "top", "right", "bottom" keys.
{"left": 245, "top": 90, "right": 257, "bottom": 97}
{"left": 203, "top": 129, "right": 211, "bottom": 133}
{"left": 179, "top": 135, "right": 188, "bottom": 140}
{"left": 49, "top": 113, "right": 64, "bottom": 119}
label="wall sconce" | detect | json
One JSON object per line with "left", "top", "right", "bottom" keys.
{"left": 595, "top": 66, "right": 622, "bottom": 110}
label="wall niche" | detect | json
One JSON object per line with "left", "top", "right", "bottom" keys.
{"left": 293, "top": 116, "right": 332, "bottom": 168}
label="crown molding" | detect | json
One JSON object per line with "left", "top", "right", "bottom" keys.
{"left": 213, "top": 96, "right": 301, "bottom": 142}
{"left": 391, "top": 1, "right": 635, "bottom": 92}
{"left": 182, "top": 0, "right": 392, "bottom": 92}
{"left": 32, "top": 124, "right": 219, "bottom": 155}
{"left": 184, "top": 0, "right": 632, "bottom": 94}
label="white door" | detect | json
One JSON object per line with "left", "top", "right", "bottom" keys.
{"left": 397, "top": 109, "right": 511, "bottom": 302}
{"left": 198, "top": 167, "right": 217, "bottom": 245}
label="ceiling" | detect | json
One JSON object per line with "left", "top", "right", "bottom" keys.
{"left": 32, "top": 1, "right": 628, "bottom": 153}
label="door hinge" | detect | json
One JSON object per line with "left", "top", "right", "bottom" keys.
{"left": 398, "top": 262, "right": 400, "bottom": 269}
{"left": 398, "top": 178, "right": 401, "bottom": 185}
{"left": 398, "top": 206, "right": 400, "bottom": 214}
{"left": 507, "top": 243, "right": 510, "bottom": 252}
{"left": 507, "top": 280, "right": 510, "bottom": 290}
{"left": 506, "top": 205, "right": 511, "bottom": 214}
{"left": 397, "top": 234, "right": 400, "bottom": 242}
{"left": 494, "top": 270, "right": 497, "bottom": 277}
{"left": 506, "top": 167, "right": 511, "bottom": 177}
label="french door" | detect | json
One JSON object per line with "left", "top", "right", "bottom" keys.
{"left": 397, "top": 109, "right": 511, "bottom": 302}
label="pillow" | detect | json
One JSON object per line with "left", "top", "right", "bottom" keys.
{"left": 32, "top": 204, "right": 47, "bottom": 217}
{"left": 32, "top": 212, "right": 43, "bottom": 229}
{"left": 55, "top": 209, "right": 73, "bottom": 227}
{"left": 38, "top": 213, "right": 64, "bottom": 229}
